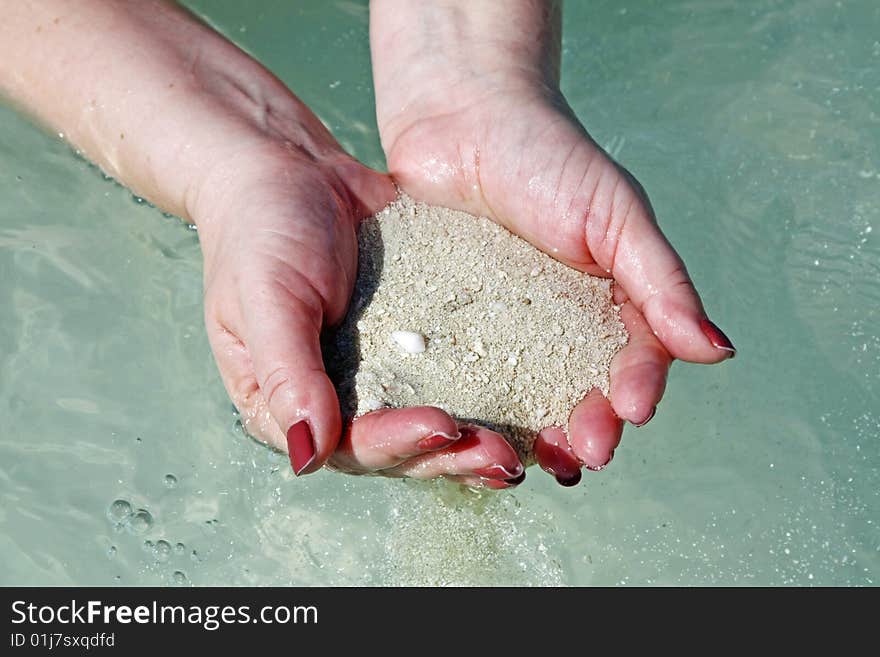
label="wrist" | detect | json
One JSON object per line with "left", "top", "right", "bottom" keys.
{"left": 370, "top": 0, "right": 562, "bottom": 143}
{"left": 0, "top": 1, "right": 346, "bottom": 231}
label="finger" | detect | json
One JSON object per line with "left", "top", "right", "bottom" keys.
{"left": 445, "top": 471, "right": 527, "bottom": 490}
{"left": 567, "top": 388, "right": 624, "bottom": 471}
{"left": 206, "top": 321, "right": 288, "bottom": 450}
{"left": 608, "top": 289, "right": 673, "bottom": 425}
{"left": 582, "top": 163, "right": 736, "bottom": 363}
{"left": 243, "top": 283, "right": 342, "bottom": 476}
{"left": 534, "top": 426, "right": 582, "bottom": 487}
{"left": 383, "top": 425, "right": 523, "bottom": 480}
{"left": 328, "top": 406, "right": 461, "bottom": 473}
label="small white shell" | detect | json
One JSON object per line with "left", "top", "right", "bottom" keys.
{"left": 390, "top": 330, "right": 426, "bottom": 354}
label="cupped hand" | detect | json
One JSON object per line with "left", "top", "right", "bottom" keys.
{"left": 377, "top": 86, "right": 736, "bottom": 485}
{"left": 192, "top": 129, "right": 524, "bottom": 487}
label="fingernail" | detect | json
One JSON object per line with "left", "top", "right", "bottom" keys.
{"left": 633, "top": 407, "right": 656, "bottom": 427}
{"left": 586, "top": 449, "right": 615, "bottom": 472}
{"left": 535, "top": 441, "right": 582, "bottom": 486}
{"left": 482, "top": 470, "right": 528, "bottom": 490}
{"left": 473, "top": 463, "right": 523, "bottom": 480}
{"left": 556, "top": 470, "right": 582, "bottom": 486}
{"left": 699, "top": 318, "right": 736, "bottom": 358}
{"left": 483, "top": 479, "right": 514, "bottom": 490}
{"left": 286, "top": 420, "right": 316, "bottom": 476}
{"left": 416, "top": 431, "right": 460, "bottom": 452}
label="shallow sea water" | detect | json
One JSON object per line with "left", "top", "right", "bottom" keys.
{"left": 0, "top": 0, "right": 877, "bottom": 586}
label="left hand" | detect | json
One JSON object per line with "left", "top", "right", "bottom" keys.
{"left": 372, "top": 61, "right": 735, "bottom": 486}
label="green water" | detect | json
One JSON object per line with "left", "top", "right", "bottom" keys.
{"left": 1, "top": 0, "right": 877, "bottom": 586}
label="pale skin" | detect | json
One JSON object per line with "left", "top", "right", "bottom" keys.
{"left": 1, "top": 0, "right": 734, "bottom": 489}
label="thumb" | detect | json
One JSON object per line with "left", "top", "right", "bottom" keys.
{"left": 244, "top": 282, "right": 342, "bottom": 476}
{"left": 585, "top": 166, "right": 736, "bottom": 363}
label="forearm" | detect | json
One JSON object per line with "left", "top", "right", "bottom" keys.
{"left": 370, "top": 0, "right": 562, "bottom": 136}
{"left": 0, "top": 0, "right": 335, "bottom": 228}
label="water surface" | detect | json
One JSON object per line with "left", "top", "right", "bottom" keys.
{"left": 0, "top": 0, "right": 877, "bottom": 585}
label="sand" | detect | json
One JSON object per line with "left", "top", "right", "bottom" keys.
{"left": 323, "top": 195, "right": 628, "bottom": 463}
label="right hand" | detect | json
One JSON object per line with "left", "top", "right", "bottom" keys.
{"left": 194, "top": 132, "right": 524, "bottom": 488}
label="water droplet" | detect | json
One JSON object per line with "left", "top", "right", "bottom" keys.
{"left": 174, "top": 542, "right": 186, "bottom": 555}
{"left": 143, "top": 540, "right": 154, "bottom": 552}
{"left": 164, "top": 474, "right": 178, "bottom": 489}
{"left": 172, "top": 571, "right": 188, "bottom": 585}
{"left": 190, "top": 550, "right": 200, "bottom": 563}
{"left": 107, "top": 499, "right": 132, "bottom": 523}
{"left": 127, "top": 509, "right": 153, "bottom": 535}
{"left": 154, "top": 540, "right": 172, "bottom": 562}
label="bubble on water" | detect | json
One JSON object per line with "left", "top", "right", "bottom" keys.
{"left": 127, "top": 509, "right": 153, "bottom": 535}
{"left": 107, "top": 546, "right": 117, "bottom": 559}
{"left": 164, "top": 474, "right": 178, "bottom": 489}
{"left": 172, "top": 571, "right": 188, "bottom": 585}
{"left": 154, "top": 540, "right": 172, "bottom": 562}
{"left": 174, "top": 542, "right": 186, "bottom": 555}
{"left": 143, "top": 540, "right": 154, "bottom": 552}
{"left": 107, "top": 499, "right": 132, "bottom": 524}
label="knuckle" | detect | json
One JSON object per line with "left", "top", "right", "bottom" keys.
{"left": 585, "top": 179, "right": 633, "bottom": 273}
{"left": 258, "top": 365, "right": 295, "bottom": 413}
{"left": 231, "top": 381, "right": 285, "bottom": 449}
{"left": 231, "top": 375, "right": 261, "bottom": 413}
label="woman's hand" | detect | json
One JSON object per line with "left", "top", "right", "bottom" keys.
{"left": 195, "top": 137, "right": 524, "bottom": 486}
{"left": 370, "top": 0, "right": 736, "bottom": 485}
{"left": 0, "top": 0, "right": 526, "bottom": 487}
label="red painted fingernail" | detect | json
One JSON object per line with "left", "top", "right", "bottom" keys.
{"left": 586, "top": 449, "right": 615, "bottom": 472}
{"left": 535, "top": 440, "right": 582, "bottom": 486}
{"left": 286, "top": 420, "right": 316, "bottom": 476}
{"left": 416, "top": 432, "right": 460, "bottom": 451}
{"left": 483, "top": 479, "right": 514, "bottom": 490}
{"left": 634, "top": 407, "right": 656, "bottom": 427}
{"left": 473, "top": 464, "right": 523, "bottom": 480}
{"left": 699, "top": 318, "right": 736, "bottom": 358}
{"left": 481, "top": 469, "right": 528, "bottom": 490}
{"left": 556, "top": 471, "right": 582, "bottom": 486}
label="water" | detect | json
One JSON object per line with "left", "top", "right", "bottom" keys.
{"left": 0, "top": 0, "right": 877, "bottom": 586}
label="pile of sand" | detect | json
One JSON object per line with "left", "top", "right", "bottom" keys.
{"left": 324, "top": 195, "right": 627, "bottom": 462}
